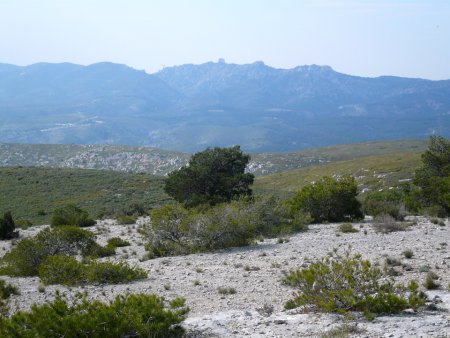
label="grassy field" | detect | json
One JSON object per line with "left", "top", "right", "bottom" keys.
{"left": 254, "top": 150, "right": 422, "bottom": 198}
{"left": 0, "top": 167, "right": 171, "bottom": 225}
{"left": 0, "top": 141, "right": 427, "bottom": 225}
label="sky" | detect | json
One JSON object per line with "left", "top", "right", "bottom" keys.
{"left": 0, "top": 0, "right": 449, "bottom": 80}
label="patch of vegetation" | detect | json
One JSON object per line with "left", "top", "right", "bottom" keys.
{"left": 0, "top": 167, "right": 169, "bottom": 225}
{"left": 320, "top": 323, "right": 366, "bottom": 338}
{"left": 0, "top": 211, "right": 17, "bottom": 240}
{"left": 283, "top": 250, "right": 426, "bottom": 319}
{"left": 51, "top": 204, "right": 96, "bottom": 227}
{"left": 0, "top": 226, "right": 114, "bottom": 277}
{"left": 287, "top": 176, "right": 362, "bottom": 223}
{"left": 107, "top": 237, "right": 131, "bottom": 248}
{"left": 0, "top": 279, "right": 19, "bottom": 315}
{"left": 372, "top": 214, "right": 408, "bottom": 233}
{"left": 424, "top": 272, "right": 440, "bottom": 290}
{"left": 406, "top": 136, "right": 450, "bottom": 217}
{"left": 217, "top": 287, "right": 237, "bottom": 295}
{"left": 403, "top": 249, "right": 413, "bottom": 259}
{"left": 361, "top": 189, "right": 406, "bottom": 220}
{"left": 164, "top": 146, "right": 254, "bottom": 207}
{"left": 38, "top": 255, "right": 146, "bottom": 286}
{"left": 0, "top": 293, "right": 188, "bottom": 337}
{"left": 338, "top": 223, "right": 359, "bottom": 233}
{"left": 255, "top": 151, "right": 422, "bottom": 197}
{"left": 117, "top": 215, "right": 136, "bottom": 225}
{"left": 145, "top": 196, "right": 309, "bottom": 258}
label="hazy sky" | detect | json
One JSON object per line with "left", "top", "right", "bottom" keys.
{"left": 0, "top": 0, "right": 449, "bottom": 79}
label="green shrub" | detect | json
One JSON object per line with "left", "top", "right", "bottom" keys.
{"left": 406, "top": 136, "right": 450, "bottom": 216}
{"left": 372, "top": 214, "right": 407, "bottom": 233}
{"left": 117, "top": 215, "right": 136, "bottom": 224}
{"left": 403, "top": 249, "right": 413, "bottom": 259}
{"left": 0, "top": 279, "right": 19, "bottom": 315}
{"left": 0, "top": 293, "right": 188, "bottom": 337}
{"left": 251, "top": 195, "right": 310, "bottom": 236}
{"left": 38, "top": 255, "right": 85, "bottom": 286}
{"left": 217, "top": 286, "right": 237, "bottom": 295}
{"left": 424, "top": 272, "right": 440, "bottom": 290}
{"left": 0, "top": 211, "right": 16, "bottom": 240}
{"left": 0, "top": 279, "right": 19, "bottom": 299}
{"left": 51, "top": 204, "right": 96, "bottom": 227}
{"left": 14, "top": 218, "right": 33, "bottom": 229}
{"left": 107, "top": 237, "right": 131, "bottom": 248}
{"left": 146, "top": 196, "right": 310, "bottom": 259}
{"left": 38, "top": 255, "right": 146, "bottom": 286}
{"left": 0, "top": 226, "right": 113, "bottom": 277}
{"left": 84, "top": 261, "right": 147, "bottom": 285}
{"left": 288, "top": 176, "right": 363, "bottom": 223}
{"left": 338, "top": 223, "right": 359, "bottom": 233}
{"left": 361, "top": 190, "right": 406, "bottom": 220}
{"left": 283, "top": 250, "right": 425, "bottom": 318}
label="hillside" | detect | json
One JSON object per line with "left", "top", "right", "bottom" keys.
{"left": 254, "top": 151, "right": 422, "bottom": 197}
{"left": 0, "top": 167, "right": 170, "bottom": 225}
{"left": 0, "top": 139, "right": 428, "bottom": 176}
{"left": 0, "top": 61, "right": 449, "bottom": 152}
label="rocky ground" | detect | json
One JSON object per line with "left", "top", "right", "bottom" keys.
{"left": 1, "top": 216, "right": 449, "bottom": 337}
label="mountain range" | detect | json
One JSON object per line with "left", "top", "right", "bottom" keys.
{"left": 0, "top": 60, "right": 449, "bottom": 152}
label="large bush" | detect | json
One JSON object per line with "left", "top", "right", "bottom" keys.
{"left": 146, "top": 196, "right": 310, "bottom": 258}
{"left": 164, "top": 146, "right": 254, "bottom": 207}
{"left": 283, "top": 250, "right": 426, "bottom": 318}
{"left": 0, "top": 293, "right": 188, "bottom": 337}
{"left": 361, "top": 189, "right": 406, "bottom": 220}
{"left": 288, "top": 176, "right": 363, "bottom": 223}
{"left": 51, "top": 204, "right": 96, "bottom": 227}
{"left": 0, "top": 226, "right": 114, "bottom": 277}
{"left": 0, "top": 211, "right": 16, "bottom": 240}
{"left": 406, "top": 135, "right": 450, "bottom": 216}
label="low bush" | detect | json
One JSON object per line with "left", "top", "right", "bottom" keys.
{"left": 117, "top": 215, "right": 136, "bottom": 225}
{"left": 107, "top": 237, "right": 131, "bottom": 248}
{"left": 283, "top": 250, "right": 426, "bottom": 319}
{"left": 424, "top": 272, "right": 440, "bottom": 290}
{"left": 0, "top": 293, "right": 188, "bottom": 337}
{"left": 51, "top": 204, "right": 96, "bottom": 227}
{"left": 84, "top": 261, "right": 147, "bottom": 285}
{"left": 0, "top": 226, "right": 114, "bottom": 277}
{"left": 403, "top": 249, "right": 413, "bottom": 259}
{"left": 38, "top": 255, "right": 85, "bottom": 285}
{"left": 361, "top": 190, "right": 407, "bottom": 221}
{"left": 372, "top": 214, "right": 408, "bottom": 233}
{"left": 338, "top": 223, "right": 359, "bottom": 233}
{"left": 0, "top": 211, "right": 16, "bottom": 240}
{"left": 0, "top": 279, "right": 19, "bottom": 315}
{"left": 146, "top": 196, "right": 310, "bottom": 258}
{"left": 38, "top": 255, "right": 147, "bottom": 285}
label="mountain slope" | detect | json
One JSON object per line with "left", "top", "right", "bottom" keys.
{"left": 0, "top": 61, "right": 449, "bottom": 151}
{"left": 0, "top": 139, "right": 428, "bottom": 176}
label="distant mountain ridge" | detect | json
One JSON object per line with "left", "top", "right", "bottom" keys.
{"left": 0, "top": 61, "right": 449, "bottom": 152}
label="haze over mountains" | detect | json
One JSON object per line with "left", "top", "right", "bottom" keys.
{"left": 0, "top": 60, "right": 449, "bottom": 152}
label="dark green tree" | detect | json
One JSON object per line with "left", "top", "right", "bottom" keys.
{"left": 408, "top": 135, "right": 450, "bottom": 216}
{"left": 288, "top": 176, "right": 362, "bottom": 223}
{"left": 0, "top": 211, "right": 16, "bottom": 240}
{"left": 164, "top": 146, "right": 254, "bottom": 207}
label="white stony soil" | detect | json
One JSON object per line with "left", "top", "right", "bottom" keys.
{"left": 1, "top": 217, "right": 450, "bottom": 337}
